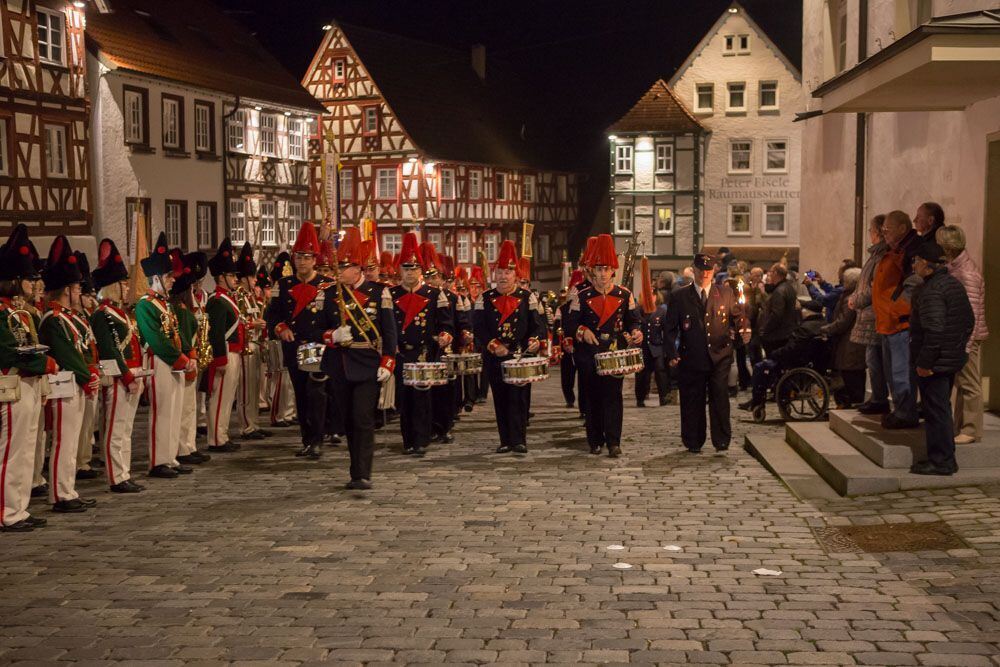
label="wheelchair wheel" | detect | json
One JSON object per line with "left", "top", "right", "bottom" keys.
{"left": 775, "top": 368, "right": 829, "bottom": 422}
{"left": 752, "top": 404, "right": 767, "bottom": 423}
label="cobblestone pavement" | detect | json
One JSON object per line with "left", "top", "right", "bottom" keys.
{"left": 2, "top": 372, "right": 1000, "bottom": 666}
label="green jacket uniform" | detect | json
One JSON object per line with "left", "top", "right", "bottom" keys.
{"left": 206, "top": 288, "right": 244, "bottom": 365}
{"left": 0, "top": 301, "right": 50, "bottom": 376}
{"left": 91, "top": 301, "right": 142, "bottom": 385}
{"left": 38, "top": 304, "right": 91, "bottom": 387}
{"left": 135, "top": 292, "right": 187, "bottom": 370}
{"left": 172, "top": 301, "right": 198, "bottom": 355}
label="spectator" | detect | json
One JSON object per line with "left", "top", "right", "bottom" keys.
{"left": 908, "top": 242, "right": 974, "bottom": 475}
{"left": 820, "top": 268, "right": 866, "bottom": 407}
{"left": 873, "top": 210, "right": 922, "bottom": 429}
{"left": 674, "top": 266, "right": 695, "bottom": 289}
{"left": 745, "top": 266, "right": 766, "bottom": 365}
{"left": 937, "top": 225, "right": 989, "bottom": 444}
{"left": 850, "top": 214, "right": 891, "bottom": 415}
{"left": 636, "top": 290, "right": 674, "bottom": 407}
{"left": 725, "top": 264, "right": 752, "bottom": 390}
{"left": 805, "top": 259, "right": 859, "bottom": 322}
{"left": 915, "top": 202, "right": 945, "bottom": 240}
{"left": 759, "top": 262, "right": 798, "bottom": 355}
{"left": 656, "top": 270, "right": 676, "bottom": 305}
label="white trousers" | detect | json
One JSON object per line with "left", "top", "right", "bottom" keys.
{"left": 76, "top": 393, "right": 97, "bottom": 471}
{"left": 32, "top": 406, "right": 47, "bottom": 488}
{"left": 49, "top": 385, "right": 84, "bottom": 504}
{"left": 237, "top": 351, "right": 261, "bottom": 435}
{"left": 101, "top": 379, "right": 142, "bottom": 485}
{"left": 208, "top": 351, "right": 241, "bottom": 447}
{"left": 177, "top": 376, "right": 199, "bottom": 456}
{"left": 1, "top": 376, "right": 42, "bottom": 526}
{"left": 269, "top": 368, "right": 296, "bottom": 424}
{"left": 148, "top": 356, "right": 185, "bottom": 468}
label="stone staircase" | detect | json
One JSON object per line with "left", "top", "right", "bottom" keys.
{"left": 745, "top": 410, "right": 1000, "bottom": 498}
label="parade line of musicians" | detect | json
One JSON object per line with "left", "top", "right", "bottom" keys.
{"left": 0, "top": 222, "right": 750, "bottom": 532}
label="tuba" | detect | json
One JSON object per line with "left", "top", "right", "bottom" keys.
{"left": 196, "top": 309, "right": 212, "bottom": 370}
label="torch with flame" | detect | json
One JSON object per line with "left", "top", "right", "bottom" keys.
{"left": 737, "top": 279, "right": 747, "bottom": 305}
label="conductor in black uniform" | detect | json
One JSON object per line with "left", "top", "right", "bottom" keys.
{"left": 663, "top": 253, "right": 750, "bottom": 453}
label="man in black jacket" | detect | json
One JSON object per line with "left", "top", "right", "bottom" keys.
{"left": 759, "top": 263, "right": 798, "bottom": 354}
{"left": 908, "top": 242, "right": 974, "bottom": 476}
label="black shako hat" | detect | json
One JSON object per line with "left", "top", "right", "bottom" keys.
{"left": 208, "top": 238, "right": 238, "bottom": 277}
{"left": 75, "top": 251, "right": 94, "bottom": 294}
{"left": 92, "top": 238, "right": 129, "bottom": 291}
{"left": 0, "top": 224, "right": 40, "bottom": 281}
{"left": 236, "top": 241, "right": 256, "bottom": 279}
{"left": 270, "top": 251, "right": 291, "bottom": 282}
{"left": 43, "top": 236, "right": 83, "bottom": 292}
{"left": 141, "top": 232, "right": 173, "bottom": 278}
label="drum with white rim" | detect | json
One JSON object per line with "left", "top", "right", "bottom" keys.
{"left": 295, "top": 342, "right": 325, "bottom": 372}
{"left": 402, "top": 362, "right": 450, "bottom": 389}
{"left": 501, "top": 356, "right": 549, "bottom": 385}
{"left": 441, "top": 353, "right": 483, "bottom": 377}
{"left": 594, "top": 347, "right": 644, "bottom": 377}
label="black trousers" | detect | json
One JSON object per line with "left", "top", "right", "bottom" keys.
{"left": 396, "top": 367, "right": 433, "bottom": 449}
{"left": 678, "top": 358, "right": 733, "bottom": 451}
{"left": 330, "top": 373, "right": 379, "bottom": 481}
{"left": 918, "top": 373, "right": 957, "bottom": 468}
{"left": 462, "top": 373, "right": 478, "bottom": 408}
{"left": 477, "top": 367, "right": 489, "bottom": 401}
{"left": 486, "top": 360, "right": 529, "bottom": 447}
{"left": 431, "top": 380, "right": 456, "bottom": 437}
{"left": 575, "top": 352, "right": 589, "bottom": 417}
{"left": 560, "top": 354, "right": 576, "bottom": 406}
{"left": 288, "top": 366, "right": 328, "bottom": 447}
{"left": 635, "top": 349, "right": 669, "bottom": 404}
{"left": 735, "top": 343, "right": 752, "bottom": 389}
{"left": 325, "top": 377, "right": 344, "bottom": 436}
{"left": 834, "top": 369, "right": 867, "bottom": 406}
{"left": 580, "top": 360, "right": 624, "bottom": 448}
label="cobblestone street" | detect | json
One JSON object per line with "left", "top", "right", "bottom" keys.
{"left": 3, "top": 372, "right": 1000, "bottom": 666}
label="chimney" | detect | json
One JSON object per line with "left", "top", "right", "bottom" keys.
{"left": 470, "top": 44, "right": 486, "bottom": 81}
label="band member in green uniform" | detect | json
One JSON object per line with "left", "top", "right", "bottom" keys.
{"left": 234, "top": 242, "right": 270, "bottom": 441}
{"left": 205, "top": 238, "right": 246, "bottom": 454}
{"left": 170, "top": 249, "right": 211, "bottom": 467}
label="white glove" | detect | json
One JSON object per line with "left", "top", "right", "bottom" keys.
{"left": 376, "top": 367, "right": 391, "bottom": 383}
{"left": 332, "top": 325, "right": 354, "bottom": 345}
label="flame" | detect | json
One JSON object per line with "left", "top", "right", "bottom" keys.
{"left": 737, "top": 279, "right": 746, "bottom": 305}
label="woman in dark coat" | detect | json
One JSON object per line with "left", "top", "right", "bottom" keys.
{"left": 821, "top": 268, "right": 866, "bottom": 408}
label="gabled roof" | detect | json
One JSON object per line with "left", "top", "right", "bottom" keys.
{"left": 607, "top": 80, "right": 705, "bottom": 134}
{"left": 332, "top": 21, "right": 567, "bottom": 171}
{"left": 87, "top": 0, "right": 324, "bottom": 113}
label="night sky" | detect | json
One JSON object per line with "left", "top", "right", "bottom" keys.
{"left": 216, "top": 0, "right": 802, "bottom": 234}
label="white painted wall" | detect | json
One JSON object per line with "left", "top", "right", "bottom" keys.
{"left": 800, "top": 0, "right": 1000, "bottom": 275}
{"left": 671, "top": 6, "right": 803, "bottom": 252}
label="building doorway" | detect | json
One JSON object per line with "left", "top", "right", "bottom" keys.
{"left": 984, "top": 138, "right": 1000, "bottom": 411}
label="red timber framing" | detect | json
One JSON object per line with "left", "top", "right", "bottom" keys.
{"left": 302, "top": 24, "right": 579, "bottom": 278}
{"left": 0, "top": 0, "right": 92, "bottom": 236}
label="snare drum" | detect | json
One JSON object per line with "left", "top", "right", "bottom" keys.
{"left": 501, "top": 356, "right": 549, "bottom": 385}
{"left": 402, "top": 362, "right": 450, "bottom": 389}
{"left": 594, "top": 348, "right": 644, "bottom": 377}
{"left": 295, "top": 342, "right": 325, "bottom": 372}
{"left": 441, "top": 353, "right": 483, "bottom": 377}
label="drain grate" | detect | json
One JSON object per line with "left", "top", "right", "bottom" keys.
{"left": 813, "top": 521, "right": 967, "bottom": 553}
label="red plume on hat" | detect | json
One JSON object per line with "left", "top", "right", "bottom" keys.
{"left": 495, "top": 239, "right": 519, "bottom": 271}
{"left": 316, "top": 239, "right": 335, "bottom": 268}
{"left": 517, "top": 256, "right": 530, "bottom": 281}
{"left": 581, "top": 236, "right": 597, "bottom": 268}
{"left": 338, "top": 226, "right": 363, "bottom": 266}
{"left": 292, "top": 221, "right": 321, "bottom": 255}
{"left": 395, "top": 232, "right": 422, "bottom": 269}
{"left": 470, "top": 265, "right": 484, "bottom": 285}
{"left": 169, "top": 248, "right": 185, "bottom": 279}
{"left": 569, "top": 269, "right": 584, "bottom": 288}
{"left": 455, "top": 265, "right": 469, "bottom": 289}
{"left": 440, "top": 254, "right": 455, "bottom": 279}
{"left": 590, "top": 234, "right": 618, "bottom": 269}
{"left": 379, "top": 250, "right": 395, "bottom": 277}
{"left": 358, "top": 239, "right": 378, "bottom": 268}
{"left": 418, "top": 241, "right": 441, "bottom": 274}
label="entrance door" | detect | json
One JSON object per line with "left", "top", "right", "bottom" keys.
{"left": 984, "top": 138, "right": 1000, "bottom": 411}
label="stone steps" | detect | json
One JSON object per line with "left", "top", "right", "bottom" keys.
{"left": 743, "top": 434, "right": 841, "bottom": 501}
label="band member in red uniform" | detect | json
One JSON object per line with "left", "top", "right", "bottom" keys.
{"left": 389, "top": 235, "right": 453, "bottom": 457}
{"left": 472, "top": 240, "right": 545, "bottom": 455}
{"left": 565, "top": 234, "right": 642, "bottom": 457}
{"left": 263, "top": 252, "right": 297, "bottom": 428}
{"left": 556, "top": 270, "right": 584, "bottom": 411}
{"left": 468, "top": 265, "right": 489, "bottom": 404}
{"left": 570, "top": 238, "right": 596, "bottom": 421}
{"left": 426, "top": 253, "right": 467, "bottom": 443}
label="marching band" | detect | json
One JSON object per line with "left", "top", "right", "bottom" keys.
{"left": 0, "top": 219, "right": 737, "bottom": 533}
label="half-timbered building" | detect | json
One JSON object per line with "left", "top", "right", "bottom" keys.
{"left": 303, "top": 23, "right": 581, "bottom": 284}
{"left": 0, "top": 0, "right": 103, "bottom": 253}
{"left": 85, "top": 0, "right": 323, "bottom": 262}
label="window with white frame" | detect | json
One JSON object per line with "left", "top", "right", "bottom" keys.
{"left": 655, "top": 206, "right": 673, "bottom": 235}
{"left": 468, "top": 170, "right": 482, "bottom": 199}
{"left": 37, "top": 8, "right": 65, "bottom": 65}
{"left": 333, "top": 58, "right": 346, "bottom": 82}
{"left": 165, "top": 202, "right": 183, "bottom": 247}
{"left": 483, "top": 232, "right": 499, "bottom": 262}
{"left": 196, "top": 203, "right": 213, "bottom": 249}
{"left": 162, "top": 97, "right": 180, "bottom": 149}
{"left": 724, "top": 34, "right": 735, "bottom": 54}
{"left": 695, "top": 83, "right": 714, "bottom": 112}
{"left": 738, "top": 34, "right": 750, "bottom": 53}
{"left": 614, "top": 205, "right": 633, "bottom": 235}
{"left": 763, "top": 203, "right": 787, "bottom": 236}
{"left": 759, "top": 81, "right": 778, "bottom": 110}
{"left": 339, "top": 168, "right": 353, "bottom": 200}
{"left": 286, "top": 201, "right": 302, "bottom": 245}
{"left": 655, "top": 144, "right": 674, "bottom": 173}
{"left": 288, "top": 119, "right": 304, "bottom": 160}
{"left": 729, "top": 139, "right": 752, "bottom": 173}
{"left": 382, "top": 233, "right": 402, "bottom": 255}
{"left": 523, "top": 175, "right": 536, "bottom": 203}
{"left": 765, "top": 140, "right": 788, "bottom": 173}
{"left": 727, "top": 82, "right": 746, "bottom": 112}
{"left": 260, "top": 200, "right": 276, "bottom": 246}
{"left": 124, "top": 89, "right": 145, "bottom": 144}
{"left": 0, "top": 119, "right": 8, "bottom": 176}
{"left": 536, "top": 234, "right": 550, "bottom": 263}
{"left": 194, "top": 102, "right": 212, "bottom": 152}
{"left": 440, "top": 168, "right": 455, "bottom": 199}
{"left": 426, "top": 232, "right": 443, "bottom": 250}
{"left": 457, "top": 232, "right": 472, "bottom": 263}
{"left": 615, "top": 144, "right": 633, "bottom": 173}
{"left": 728, "top": 203, "right": 752, "bottom": 235}
{"left": 363, "top": 107, "right": 379, "bottom": 134}
{"left": 495, "top": 172, "right": 507, "bottom": 200}
{"left": 376, "top": 167, "right": 396, "bottom": 199}
{"left": 259, "top": 114, "right": 276, "bottom": 156}
{"left": 229, "top": 198, "right": 246, "bottom": 244}
{"left": 228, "top": 109, "right": 246, "bottom": 151}
{"left": 43, "top": 124, "right": 67, "bottom": 177}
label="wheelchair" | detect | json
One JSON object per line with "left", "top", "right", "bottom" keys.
{"left": 749, "top": 340, "right": 833, "bottom": 424}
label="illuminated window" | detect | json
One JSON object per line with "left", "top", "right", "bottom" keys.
{"left": 655, "top": 206, "right": 673, "bottom": 235}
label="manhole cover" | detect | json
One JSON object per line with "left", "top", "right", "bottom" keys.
{"left": 813, "top": 521, "right": 966, "bottom": 553}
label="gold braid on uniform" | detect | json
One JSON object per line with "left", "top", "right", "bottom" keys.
{"left": 334, "top": 281, "right": 381, "bottom": 350}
